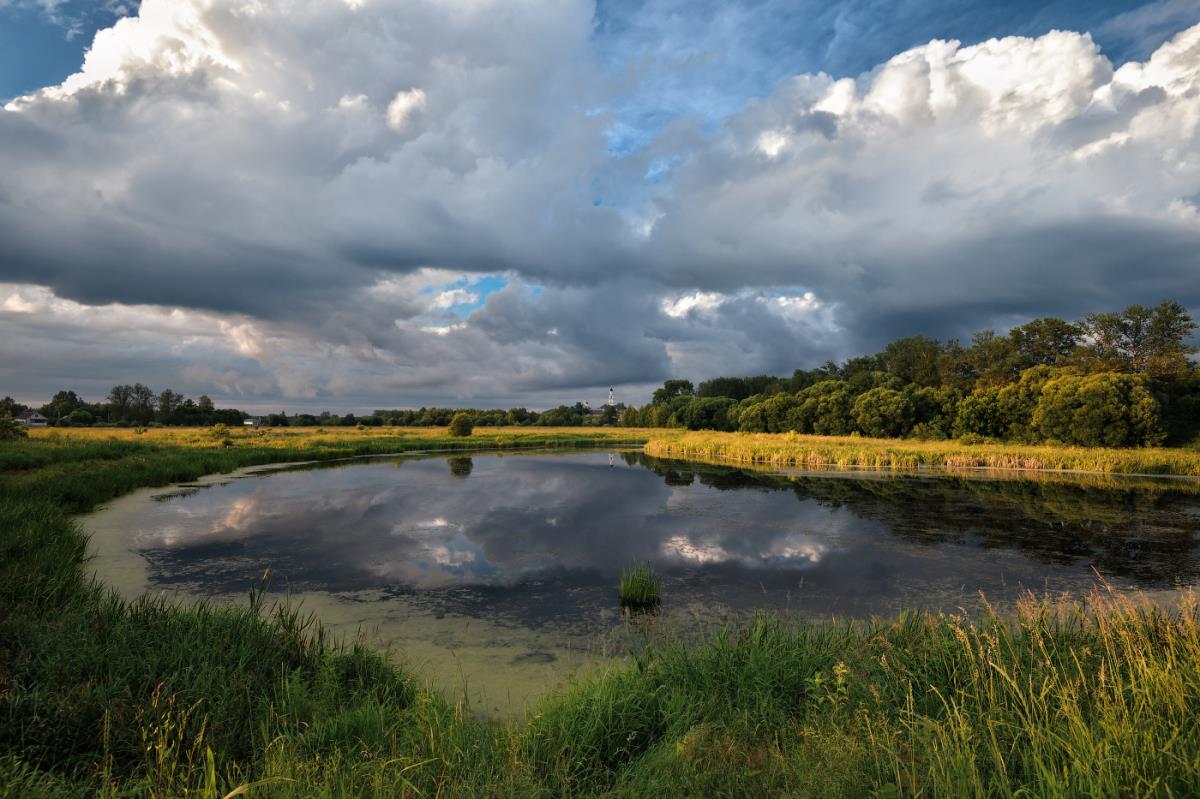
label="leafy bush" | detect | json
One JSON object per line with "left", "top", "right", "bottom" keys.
{"left": 66, "top": 409, "right": 93, "bottom": 426}
{"left": 448, "top": 412, "right": 474, "bottom": 437}
{"left": 1154, "top": 376, "right": 1200, "bottom": 445}
{"left": 852, "top": 387, "right": 913, "bottom": 438}
{"left": 796, "top": 381, "right": 856, "bottom": 436}
{"left": 0, "top": 414, "right": 28, "bottom": 441}
{"left": 208, "top": 423, "right": 232, "bottom": 447}
{"left": 1032, "top": 373, "right": 1165, "bottom": 447}
{"left": 677, "top": 397, "right": 738, "bottom": 431}
{"left": 954, "top": 367, "right": 1058, "bottom": 441}
{"left": 907, "top": 386, "right": 960, "bottom": 439}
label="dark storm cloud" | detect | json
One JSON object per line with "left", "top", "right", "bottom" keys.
{"left": 0, "top": 0, "right": 1198, "bottom": 408}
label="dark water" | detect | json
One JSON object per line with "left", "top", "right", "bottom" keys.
{"left": 115, "top": 450, "right": 1200, "bottom": 627}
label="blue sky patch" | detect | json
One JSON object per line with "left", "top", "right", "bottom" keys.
{"left": 443, "top": 275, "right": 508, "bottom": 318}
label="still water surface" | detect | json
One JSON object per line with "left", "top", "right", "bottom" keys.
{"left": 84, "top": 449, "right": 1200, "bottom": 716}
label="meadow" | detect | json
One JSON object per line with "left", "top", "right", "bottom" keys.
{"left": 3, "top": 427, "right": 1200, "bottom": 797}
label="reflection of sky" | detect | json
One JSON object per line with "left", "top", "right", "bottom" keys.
{"left": 137, "top": 453, "right": 859, "bottom": 590}
{"left": 127, "top": 452, "right": 1200, "bottom": 615}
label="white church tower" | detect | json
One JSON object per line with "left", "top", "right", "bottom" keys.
{"left": 607, "top": 387, "right": 615, "bottom": 406}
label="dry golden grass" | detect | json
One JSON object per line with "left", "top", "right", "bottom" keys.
{"left": 645, "top": 430, "right": 1200, "bottom": 477}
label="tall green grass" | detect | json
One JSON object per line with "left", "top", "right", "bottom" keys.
{"left": 619, "top": 563, "right": 662, "bottom": 611}
{"left": 3, "top": 430, "right": 1200, "bottom": 796}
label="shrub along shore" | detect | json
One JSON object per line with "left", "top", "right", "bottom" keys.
{"left": 3, "top": 428, "right": 1200, "bottom": 797}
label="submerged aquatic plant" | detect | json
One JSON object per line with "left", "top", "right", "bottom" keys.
{"left": 619, "top": 562, "right": 662, "bottom": 611}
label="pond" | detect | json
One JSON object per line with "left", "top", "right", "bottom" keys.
{"left": 83, "top": 448, "right": 1200, "bottom": 717}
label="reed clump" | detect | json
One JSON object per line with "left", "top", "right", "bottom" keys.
{"left": 645, "top": 430, "right": 1200, "bottom": 477}
{"left": 619, "top": 562, "right": 662, "bottom": 611}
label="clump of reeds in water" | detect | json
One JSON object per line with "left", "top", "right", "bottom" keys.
{"left": 619, "top": 561, "right": 661, "bottom": 611}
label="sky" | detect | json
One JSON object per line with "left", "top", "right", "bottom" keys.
{"left": 1, "top": 0, "right": 1198, "bottom": 412}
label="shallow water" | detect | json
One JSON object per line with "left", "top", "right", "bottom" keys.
{"left": 83, "top": 449, "right": 1200, "bottom": 717}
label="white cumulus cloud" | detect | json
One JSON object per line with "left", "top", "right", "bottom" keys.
{"left": 1, "top": 2, "right": 1198, "bottom": 408}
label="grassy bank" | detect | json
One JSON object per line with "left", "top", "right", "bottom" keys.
{"left": 645, "top": 430, "right": 1200, "bottom": 476}
{"left": 3, "top": 429, "right": 1200, "bottom": 796}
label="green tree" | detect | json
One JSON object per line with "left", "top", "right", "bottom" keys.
{"left": 880, "top": 335, "right": 943, "bottom": 387}
{"left": 952, "top": 366, "right": 1060, "bottom": 441}
{"left": 967, "top": 330, "right": 1019, "bottom": 387}
{"left": 505, "top": 407, "right": 533, "bottom": 425}
{"left": 736, "top": 398, "right": 771, "bottom": 433}
{"left": 66, "top": 408, "right": 93, "bottom": 426}
{"left": 107, "top": 385, "right": 133, "bottom": 421}
{"left": 448, "top": 412, "right": 474, "bottom": 436}
{"left": 698, "top": 375, "right": 784, "bottom": 400}
{"left": 197, "top": 395, "right": 215, "bottom": 414}
{"left": 1080, "top": 301, "right": 1197, "bottom": 379}
{"left": 1032, "top": 373, "right": 1164, "bottom": 447}
{"left": 649, "top": 403, "right": 680, "bottom": 427}
{"left": 652, "top": 380, "right": 695, "bottom": 405}
{"left": 1153, "top": 374, "right": 1200, "bottom": 445}
{"left": 846, "top": 370, "right": 903, "bottom": 395}
{"left": 157, "top": 389, "right": 185, "bottom": 423}
{"left": 936, "top": 339, "right": 978, "bottom": 393}
{"left": 41, "top": 390, "right": 84, "bottom": 423}
{"left": 0, "top": 397, "right": 27, "bottom": 418}
{"left": 991, "top": 366, "right": 1059, "bottom": 442}
{"left": 840, "top": 355, "right": 882, "bottom": 384}
{"left": 907, "top": 386, "right": 961, "bottom": 439}
{"left": 0, "top": 413, "right": 28, "bottom": 441}
{"left": 852, "top": 387, "right": 913, "bottom": 438}
{"left": 129, "top": 383, "right": 155, "bottom": 424}
{"left": 1009, "top": 317, "right": 1081, "bottom": 369}
{"left": 738, "top": 393, "right": 801, "bottom": 433}
{"left": 952, "top": 386, "right": 1005, "bottom": 439}
{"left": 676, "top": 397, "right": 737, "bottom": 431}
{"left": 794, "top": 381, "right": 855, "bottom": 436}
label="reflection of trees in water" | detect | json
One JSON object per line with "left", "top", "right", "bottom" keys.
{"left": 448, "top": 457, "right": 474, "bottom": 479}
{"left": 633, "top": 453, "right": 1200, "bottom": 585}
{"left": 662, "top": 469, "right": 695, "bottom": 486}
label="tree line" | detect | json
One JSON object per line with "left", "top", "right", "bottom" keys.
{"left": 621, "top": 300, "right": 1200, "bottom": 447}
{"left": 0, "top": 389, "right": 627, "bottom": 429}
{"left": 250, "top": 403, "right": 624, "bottom": 428}
{"left": 5, "top": 300, "right": 1195, "bottom": 444}
{"left": 1, "top": 386, "right": 247, "bottom": 427}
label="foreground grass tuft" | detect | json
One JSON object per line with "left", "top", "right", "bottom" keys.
{"left": 3, "top": 428, "right": 1200, "bottom": 796}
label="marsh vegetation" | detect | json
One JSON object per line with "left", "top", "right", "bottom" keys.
{"left": 4, "top": 428, "right": 1200, "bottom": 796}
{"left": 618, "top": 562, "right": 662, "bottom": 612}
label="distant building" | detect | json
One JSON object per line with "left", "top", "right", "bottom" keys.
{"left": 16, "top": 411, "right": 48, "bottom": 427}
{"left": 243, "top": 417, "right": 261, "bottom": 428}
{"left": 591, "top": 389, "right": 618, "bottom": 417}
{"left": 575, "top": 391, "right": 622, "bottom": 418}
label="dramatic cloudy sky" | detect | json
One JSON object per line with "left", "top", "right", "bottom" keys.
{"left": 1, "top": 0, "right": 1198, "bottom": 411}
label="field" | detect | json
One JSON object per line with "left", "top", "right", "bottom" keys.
{"left": 3, "top": 427, "right": 1200, "bottom": 797}
{"left": 645, "top": 430, "right": 1200, "bottom": 476}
